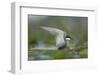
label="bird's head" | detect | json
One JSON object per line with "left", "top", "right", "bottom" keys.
{"left": 66, "top": 36, "right": 71, "bottom": 41}
{"left": 64, "top": 32, "right": 72, "bottom": 41}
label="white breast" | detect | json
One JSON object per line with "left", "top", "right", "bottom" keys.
{"left": 56, "top": 35, "right": 65, "bottom": 48}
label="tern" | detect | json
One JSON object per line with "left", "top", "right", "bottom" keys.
{"left": 41, "top": 26, "right": 71, "bottom": 50}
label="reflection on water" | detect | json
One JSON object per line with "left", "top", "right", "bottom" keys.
{"left": 30, "top": 41, "right": 57, "bottom": 50}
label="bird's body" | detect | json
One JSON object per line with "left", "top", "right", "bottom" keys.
{"left": 56, "top": 34, "right": 66, "bottom": 49}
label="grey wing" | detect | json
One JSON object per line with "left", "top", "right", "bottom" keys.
{"left": 41, "top": 26, "right": 65, "bottom": 48}
{"left": 41, "top": 26, "right": 64, "bottom": 35}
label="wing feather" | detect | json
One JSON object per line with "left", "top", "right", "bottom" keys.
{"left": 41, "top": 26, "right": 64, "bottom": 35}
{"left": 41, "top": 26, "right": 66, "bottom": 48}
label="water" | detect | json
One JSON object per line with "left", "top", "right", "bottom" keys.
{"left": 30, "top": 41, "right": 57, "bottom": 50}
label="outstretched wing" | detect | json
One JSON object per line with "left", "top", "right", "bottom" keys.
{"left": 41, "top": 26, "right": 66, "bottom": 48}
{"left": 41, "top": 26, "right": 64, "bottom": 35}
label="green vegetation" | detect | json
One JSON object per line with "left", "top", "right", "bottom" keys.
{"left": 28, "top": 15, "right": 88, "bottom": 61}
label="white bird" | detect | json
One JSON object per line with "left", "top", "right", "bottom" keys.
{"left": 41, "top": 26, "right": 71, "bottom": 50}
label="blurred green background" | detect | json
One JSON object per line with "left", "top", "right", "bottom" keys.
{"left": 28, "top": 15, "right": 88, "bottom": 61}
